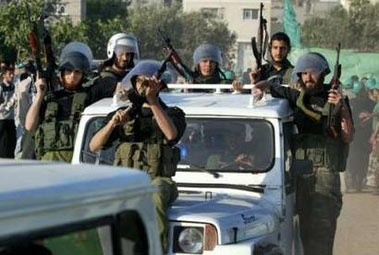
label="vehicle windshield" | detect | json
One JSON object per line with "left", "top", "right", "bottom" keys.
{"left": 80, "top": 117, "right": 274, "bottom": 173}
{"left": 177, "top": 118, "right": 274, "bottom": 173}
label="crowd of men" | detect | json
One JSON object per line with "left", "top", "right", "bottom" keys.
{"left": 0, "top": 30, "right": 378, "bottom": 255}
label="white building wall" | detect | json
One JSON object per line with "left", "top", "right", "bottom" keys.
{"left": 63, "top": 0, "right": 86, "bottom": 25}
{"left": 183, "top": 0, "right": 272, "bottom": 72}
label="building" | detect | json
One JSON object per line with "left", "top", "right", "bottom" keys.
{"left": 55, "top": 0, "right": 86, "bottom": 25}
{"left": 128, "top": 0, "right": 180, "bottom": 8}
{"left": 183, "top": 0, "right": 272, "bottom": 72}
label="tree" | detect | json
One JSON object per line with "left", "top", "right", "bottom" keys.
{"left": 127, "top": 4, "right": 236, "bottom": 66}
{"left": 50, "top": 18, "right": 89, "bottom": 55}
{"left": 301, "top": 0, "right": 379, "bottom": 51}
{"left": 0, "top": 0, "right": 46, "bottom": 61}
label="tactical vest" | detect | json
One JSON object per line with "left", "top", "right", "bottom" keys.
{"left": 292, "top": 133, "right": 349, "bottom": 172}
{"left": 261, "top": 62, "right": 293, "bottom": 85}
{"left": 35, "top": 92, "right": 88, "bottom": 159}
{"left": 113, "top": 114, "right": 181, "bottom": 179}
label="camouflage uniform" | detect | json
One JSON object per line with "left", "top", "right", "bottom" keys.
{"left": 35, "top": 81, "right": 117, "bottom": 163}
{"left": 269, "top": 52, "right": 351, "bottom": 255}
{"left": 102, "top": 104, "right": 186, "bottom": 252}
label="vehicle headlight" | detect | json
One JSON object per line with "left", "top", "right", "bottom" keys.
{"left": 178, "top": 227, "right": 203, "bottom": 253}
{"left": 173, "top": 224, "right": 218, "bottom": 253}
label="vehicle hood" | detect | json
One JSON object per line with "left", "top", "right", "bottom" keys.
{"left": 168, "top": 192, "right": 279, "bottom": 244}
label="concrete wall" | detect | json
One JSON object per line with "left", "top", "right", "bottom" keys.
{"left": 61, "top": 0, "right": 86, "bottom": 25}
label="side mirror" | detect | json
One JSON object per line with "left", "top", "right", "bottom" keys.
{"left": 290, "top": 159, "right": 313, "bottom": 175}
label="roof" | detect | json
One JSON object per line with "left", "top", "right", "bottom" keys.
{"left": 83, "top": 91, "right": 293, "bottom": 119}
{"left": 0, "top": 159, "right": 154, "bottom": 238}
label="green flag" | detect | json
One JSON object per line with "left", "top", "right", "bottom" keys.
{"left": 283, "top": 0, "right": 302, "bottom": 48}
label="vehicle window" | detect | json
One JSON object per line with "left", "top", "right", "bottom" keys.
{"left": 0, "top": 228, "right": 104, "bottom": 255}
{"left": 44, "top": 229, "right": 103, "bottom": 255}
{"left": 81, "top": 117, "right": 116, "bottom": 165}
{"left": 0, "top": 210, "right": 150, "bottom": 255}
{"left": 177, "top": 118, "right": 274, "bottom": 173}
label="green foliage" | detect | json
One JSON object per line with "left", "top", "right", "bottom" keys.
{"left": 0, "top": 1, "right": 235, "bottom": 66}
{"left": 0, "top": 0, "right": 46, "bottom": 61}
{"left": 50, "top": 18, "right": 89, "bottom": 55}
{"left": 127, "top": 4, "right": 236, "bottom": 66}
{"left": 302, "top": 0, "right": 379, "bottom": 51}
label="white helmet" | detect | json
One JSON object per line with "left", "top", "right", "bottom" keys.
{"left": 107, "top": 33, "right": 140, "bottom": 59}
{"left": 59, "top": 42, "right": 93, "bottom": 72}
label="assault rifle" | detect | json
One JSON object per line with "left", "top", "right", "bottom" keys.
{"left": 25, "top": 2, "right": 57, "bottom": 93}
{"left": 327, "top": 43, "right": 342, "bottom": 138}
{"left": 251, "top": 2, "right": 268, "bottom": 69}
{"left": 157, "top": 29, "right": 194, "bottom": 83}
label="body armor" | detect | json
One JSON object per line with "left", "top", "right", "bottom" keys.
{"left": 114, "top": 111, "right": 181, "bottom": 178}
{"left": 35, "top": 92, "right": 88, "bottom": 159}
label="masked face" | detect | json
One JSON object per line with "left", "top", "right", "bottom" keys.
{"left": 62, "top": 69, "right": 83, "bottom": 91}
{"left": 270, "top": 40, "right": 289, "bottom": 64}
{"left": 199, "top": 59, "right": 217, "bottom": 77}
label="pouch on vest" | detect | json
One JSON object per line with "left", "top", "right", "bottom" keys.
{"left": 161, "top": 145, "right": 180, "bottom": 177}
{"left": 35, "top": 92, "right": 87, "bottom": 158}
{"left": 294, "top": 134, "right": 347, "bottom": 172}
{"left": 114, "top": 142, "right": 142, "bottom": 168}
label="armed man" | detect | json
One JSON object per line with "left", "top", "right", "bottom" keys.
{"left": 253, "top": 52, "right": 354, "bottom": 255}
{"left": 89, "top": 60, "right": 186, "bottom": 253}
{"left": 233, "top": 32, "right": 293, "bottom": 93}
{"left": 252, "top": 32, "right": 293, "bottom": 84}
{"left": 99, "top": 33, "right": 140, "bottom": 82}
{"left": 25, "top": 42, "right": 119, "bottom": 162}
{"left": 192, "top": 43, "right": 232, "bottom": 84}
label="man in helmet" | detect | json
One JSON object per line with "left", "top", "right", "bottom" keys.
{"left": 25, "top": 42, "right": 119, "bottom": 162}
{"left": 100, "top": 33, "right": 139, "bottom": 81}
{"left": 192, "top": 43, "right": 231, "bottom": 84}
{"left": 89, "top": 60, "right": 186, "bottom": 253}
{"left": 253, "top": 52, "right": 354, "bottom": 255}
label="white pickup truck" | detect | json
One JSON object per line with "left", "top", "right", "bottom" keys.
{"left": 73, "top": 85, "right": 309, "bottom": 255}
{"left": 0, "top": 159, "right": 161, "bottom": 255}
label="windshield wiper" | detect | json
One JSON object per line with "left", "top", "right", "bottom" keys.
{"left": 178, "top": 159, "right": 222, "bottom": 178}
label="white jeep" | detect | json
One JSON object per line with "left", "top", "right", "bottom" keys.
{"left": 0, "top": 159, "right": 162, "bottom": 255}
{"left": 72, "top": 84, "right": 309, "bottom": 255}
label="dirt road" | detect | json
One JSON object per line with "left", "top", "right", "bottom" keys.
{"left": 334, "top": 191, "right": 379, "bottom": 255}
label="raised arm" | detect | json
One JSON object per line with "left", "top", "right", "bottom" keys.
{"left": 89, "top": 108, "right": 130, "bottom": 152}
{"left": 146, "top": 78, "right": 178, "bottom": 141}
{"left": 25, "top": 77, "right": 46, "bottom": 132}
{"left": 328, "top": 89, "right": 354, "bottom": 143}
